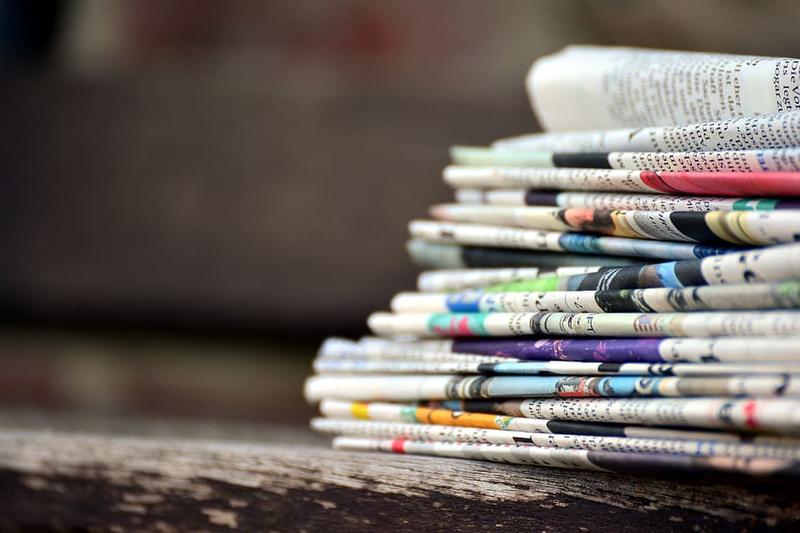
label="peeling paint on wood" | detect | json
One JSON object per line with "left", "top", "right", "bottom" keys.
{"left": 0, "top": 428, "right": 798, "bottom": 531}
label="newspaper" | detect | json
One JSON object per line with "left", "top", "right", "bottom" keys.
{"left": 451, "top": 146, "right": 800, "bottom": 172}
{"left": 443, "top": 166, "right": 800, "bottom": 197}
{"left": 528, "top": 46, "right": 800, "bottom": 130}
{"left": 406, "top": 239, "right": 643, "bottom": 270}
{"left": 455, "top": 189, "right": 800, "bottom": 212}
{"left": 409, "top": 221, "right": 736, "bottom": 260}
{"left": 430, "top": 205, "right": 800, "bottom": 245}
{"left": 417, "top": 266, "right": 600, "bottom": 292}
{"left": 318, "top": 336, "right": 800, "bottom": 364}
{"left": 332, "top": 437, "right": 800, "bottom": 476}
{"left": 313, "top": 359, "right": 800, "bottom": 377}
{"left": 367, "top": 310, "right": 800, "bottom": 338}
{"left": 493, "top": 111, "right": 800, "bottom": 153}
{"left": 390, "top": 282, "right": 800, "bottom": 314}
{"left": 481, "top": 243, "right": 800, "bottom": 292}
{"left": 313, "top": 418, "right": 800, "bottom": 460}
{"left": 319, "top": 399, "right": 793, "bottom": 442}
{"left": 304, "top": 374, "right": 800, "bottom": 402}
{"left": 441, "top": 397, "right": 800, "bottom": 435}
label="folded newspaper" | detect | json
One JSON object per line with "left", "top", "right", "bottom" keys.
{"left": 305, "top": 45, "right": 800, "bottom": 478}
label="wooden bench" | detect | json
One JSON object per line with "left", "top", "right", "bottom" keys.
{"left": 0, "top": 413, "right": 798, "bottom": 531}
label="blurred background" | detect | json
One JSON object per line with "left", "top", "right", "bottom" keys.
{"left": 3, "top": 0, "right": 800, "bottom": 428}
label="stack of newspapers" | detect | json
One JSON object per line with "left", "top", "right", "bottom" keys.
{"left": 305, "top": 46, "right": 800, "bottom": 477}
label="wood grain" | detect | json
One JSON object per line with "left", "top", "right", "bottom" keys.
{"left": 0, "top": 425, "right": 799, "bottom": 531}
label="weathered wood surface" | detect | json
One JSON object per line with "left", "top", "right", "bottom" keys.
{"left": 0, "top": 422, "right": 799, "bottom": 532}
